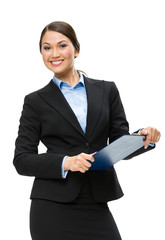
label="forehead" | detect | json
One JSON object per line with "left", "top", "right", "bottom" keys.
{"left": 42, "top": 31, "right": 71, "bottom": 45}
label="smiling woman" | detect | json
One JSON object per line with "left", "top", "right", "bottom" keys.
{"left": 13, "top": 21, "right": 160, "bottom": 240}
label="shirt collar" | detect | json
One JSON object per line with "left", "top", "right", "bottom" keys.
{"left": 53, "top": 71, "right": 84, "bottom": 89}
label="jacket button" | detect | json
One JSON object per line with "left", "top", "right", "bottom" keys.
{"left": 84, "top": 142, "right": 89, "bottom": 147}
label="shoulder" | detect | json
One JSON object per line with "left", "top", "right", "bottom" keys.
{"left": 84, "top": 75, "right": 118, "bottom": 92}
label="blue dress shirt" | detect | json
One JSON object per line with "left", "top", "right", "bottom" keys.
{"left": 53, "top": 72, "right": 87, "bottom": 178}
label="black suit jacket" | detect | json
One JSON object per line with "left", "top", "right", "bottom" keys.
{"left": 13, "top": 76, "right": 153, "bottom": 203}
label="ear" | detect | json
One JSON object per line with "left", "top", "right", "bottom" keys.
{"left": 74, "top": 50, "right": 79, "bottom": 58}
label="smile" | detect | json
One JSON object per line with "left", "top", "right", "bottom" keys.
{"left": 51, "top": 60, "right": 63, "bottom": 66}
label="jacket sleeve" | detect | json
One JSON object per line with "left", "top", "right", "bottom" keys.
{"left": 108, "top": 82, "right": 155, "bottom": 159}
{"left": 13, "top": 95, "right": 65, "bottom": 179}
{"left": 109, "top": 82, "right": 129, "bottom": 143}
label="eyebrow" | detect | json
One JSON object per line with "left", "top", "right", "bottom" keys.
{"left": 42, "top": 40, "right": 68, "bottom": 45}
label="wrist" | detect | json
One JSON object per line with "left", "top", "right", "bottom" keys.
{"left": 64, "top": 156, "right": 71, "bottom": 171}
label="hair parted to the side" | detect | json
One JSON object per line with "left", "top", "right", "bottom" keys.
{"left": 39, "top": 21, "right": 80, "bottom": 53}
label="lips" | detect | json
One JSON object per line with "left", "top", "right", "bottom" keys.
{"left": 50, "top": 60, "right": 63, "bottom": 66}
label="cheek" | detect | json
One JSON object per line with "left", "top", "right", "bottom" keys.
{"left": 42, "top": 53, "right": 49, "bottom": 64}
{"left": 64, "top": 48, "right": 75, "bottom": 60}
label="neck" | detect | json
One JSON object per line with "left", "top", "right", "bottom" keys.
{"left": 55, "top": 69, "right": 80, "bottom": 87}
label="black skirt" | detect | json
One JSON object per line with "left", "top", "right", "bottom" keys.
{"left": 30, "top": 176, "right": 122, "bottom": 240}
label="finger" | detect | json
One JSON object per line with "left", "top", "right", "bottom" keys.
{"left": 80, "top": 153, "right": 95, "bottom": 162}
{"left": 76, "top": 157, "right": 91, "bottom": 169}
{"left": 139, "top": 129, "right": 149, "bottom": 149}
{"left": 142, "top": 130, "right": 150, "bottom": 149}
{"left": 78, "top": 160, "right": 90, "bottom": 171}
{"left": 89, "top": 155, "right": 95, "bottom": 162}
{"left": 151, "top": 128, "right": 158, "bottom": 143}
{"left": 74, "top": 161, "right": 88, "bottom": 172}
{"left": 79, "top": 167, "right": 86, "bottom": 173}
{"left": 150, "top": 128, "right": 158, "bottom": 143}
{"left": 88, "top": 153, "right": 95, "bottom": 162}
{"left": 153, "top": 129, "right": 161, "bottom": 143}
{"left": 145, "top": 131, "right": 153, "bottom": 148}
{"left": 84, "top": 160, "right": 92, "bottom": 168}
{"left": 91, "top": 152, "right": 97, "bottom": 156}
{"left": 141, "top": 127, "right": 161, "bottom": 146}
{"left": 144, "top": 139, "right": 150, "bottom": 149}
{"left": 90, "top": 153, "right": 96, "bottom": 162}
{"left": 77, "top": 159, "right": 91, "bottom": 169}
{"left": 140, "top": 129, "right": 148, "bottom": 136}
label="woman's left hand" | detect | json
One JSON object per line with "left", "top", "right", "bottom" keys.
{"left": 140, "top": 127, "right": 161, "bottom": 149}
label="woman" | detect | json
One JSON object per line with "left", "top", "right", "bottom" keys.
{"left": 13, "top": 21, "right": 160, "bottom": 240}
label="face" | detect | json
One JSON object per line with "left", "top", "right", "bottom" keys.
{"left": 41, "top": 31, "right": 79, "bottom": 77}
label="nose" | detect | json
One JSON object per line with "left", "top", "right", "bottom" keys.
{"left": 51, "top": 47, "right": 60, "bottom": 58}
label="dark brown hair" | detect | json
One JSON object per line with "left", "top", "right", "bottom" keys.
{"left": 39, "top": 21, "right": 80, "bottom": 53}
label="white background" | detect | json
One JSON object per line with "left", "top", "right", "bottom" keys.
{"left": 0, "top": 0, "right": 164, "bottom": 239}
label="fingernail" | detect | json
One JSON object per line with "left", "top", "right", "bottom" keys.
{"left": 144, "top": 146, "right": 148, "bottom": 149}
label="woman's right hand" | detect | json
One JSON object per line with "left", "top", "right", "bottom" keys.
{"left": 64, "top": 153, "right": 95, "bottom": 173}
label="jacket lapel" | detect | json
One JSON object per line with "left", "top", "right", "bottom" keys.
{"left": 38, "top": 77, "right": 104, "bottom": 140}
{"left": 38, "top": 80, "right": 85, "bottom": 138}
{"left": 84, "top": 76, "right": 104, "bottom": 139}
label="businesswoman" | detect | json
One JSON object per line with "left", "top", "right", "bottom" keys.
{"left": 13, "top": 21, "right": 160, "bottom": 240}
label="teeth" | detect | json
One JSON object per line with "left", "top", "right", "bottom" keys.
{"left": 52, "top": 61, "right": 62, "bottom": 65}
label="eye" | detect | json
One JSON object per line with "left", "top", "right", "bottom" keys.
{"left": 43, "top": 46, "right": 51, "bottom": 50}
{"left": 59, "top": 44, "right": 67, "bottom": 48}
